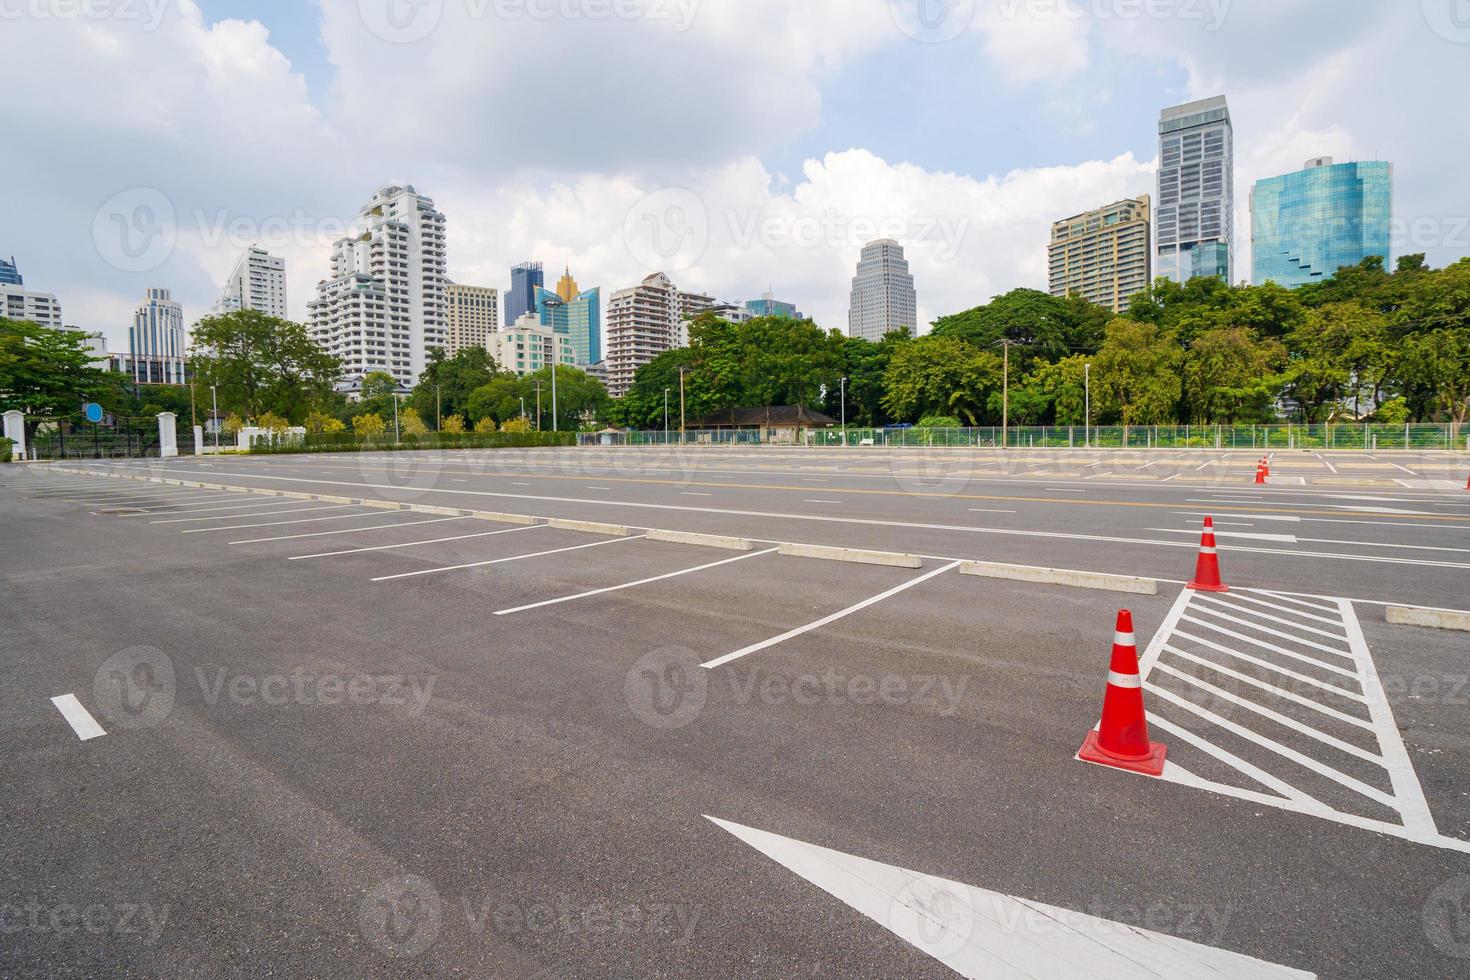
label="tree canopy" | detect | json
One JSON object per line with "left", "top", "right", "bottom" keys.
{"left": 189, "top": 310, "right": 340, "bottom": 423}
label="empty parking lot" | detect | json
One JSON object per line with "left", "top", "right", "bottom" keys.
{"left": 4, "top": 447, "right": 1469, "bottom": 977}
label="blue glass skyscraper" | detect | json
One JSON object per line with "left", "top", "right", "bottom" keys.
{"left": 1251, "top": 158, "right": 1393, "bottom": 288}
{"left": 506, "top": 261, "right": 544, "bottom": 324}
{"left": 537, "top": 285, "right": 602, "bottom": 365}
{"left": 0, "top": 256, "right": 21, "bottom": 286}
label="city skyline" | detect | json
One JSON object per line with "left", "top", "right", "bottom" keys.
{"left": 8, "top": 4, "right": 1464, "bottom": 356}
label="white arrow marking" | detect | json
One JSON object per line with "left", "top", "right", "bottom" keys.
{"left": 707, "top": 816, "right": 1315, "bottom": 979}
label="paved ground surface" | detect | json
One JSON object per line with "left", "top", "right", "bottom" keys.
{"left": 3, "top": 447, "right": 1469, "bottom": 978}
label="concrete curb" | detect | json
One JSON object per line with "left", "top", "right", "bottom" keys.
{"left": 545, "top": 518, "right": 634, "bottom": 537}
{"left": 777, "top": 543, "right": 923, "bottom": 568}
{"left": 464, "top": 510, "right": 541, "bottom": 526}
{"left": 646, "top": 529, "right": 756, "bottom": 551}
{"left": 959, "top": 561, "right": 1158, "bottom": 595}
{"left": 1385, "top": 606, "right": 1470, "bottom": 632}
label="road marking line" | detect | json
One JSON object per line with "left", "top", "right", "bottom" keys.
{"left": 291, "top": 524, "right": 543, "bottom": 560}
{"left": 967, "top": 508, "right": 1018, "bottom": 514}
{"left": 1166, "top": 630, "right": 1364, "bottom": 702}
{"left": 587, "top": 486, "right": 612, "bottom": 490}
{"left": 700, "top": 561, "right": 963, "bottom": 669}
{"left": 1314, "top": 453, "right": 1339, "bottom": 474}
{"left": 1175, "top": 511, "right": 1300, "bottom": 523}
{"left": 707, "top": 816, "right": 1317, "bottom": 980}
{"left": 1186, "top": 603, "right": 1356, "bottom": 659}
{"left": 1159, "top": 644, "right": 1373, "bottom": 728}
{"left": 229, "top": 516, "right": 468, "bottom": 545}
{"left": 1046, "top": 488, "right": 1086, "bottom": 492}
{"left": 1246, "top": 589, "right": 1339, "bottom": 613}
{"left": 681, "top": 492, "right": 713, "bottom": 496}
{"left": 495, "top": 548, "right": 779, "bottom": 615}
{"left": 181, "top": 511, "right": 384, "bottom": 533}
{"left": 1150, "top": 662, "right": 1383, "bottom": 762}
{"left": 803, "top": 499, "right": 842, "bottom": 504}
{"left": 1147, "top": 527, "right": 1298, "bottom": 543}
{"left": 1192, "top": 593, "right": 1350, "bottom": 642}
{"left": 371, "top": 535, "right": 646, "bottom": 582}
{"left": 127, "top": 496, "right": 296, "bottom": 515}
{"left": 1213, "top": 591, "right": 1347, "bottom": 627}
{"left": 50, "top": 694, "right": 106, "bottom": 741}
{"left": 1177, "top": 615, "right": 1357, "bottom": 677}
{"left": 151, "top": 504, "right": 354, "bottom": 524}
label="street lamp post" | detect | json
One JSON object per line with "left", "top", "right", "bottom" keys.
{"left": 533, "top": 381, "right": 543, "bottom": 431}
{"left": 840, "top": 376, "right": 847, "bottom": 447}
{"left": 1001, "top": 339, "right": 1009, "bottom": 449}
{"left": 393, "top": 393, "right": 400, "bottom": 445}
{"left": 210, "top": 385, "right": 218, "bottom": 450}
{"left": 1084, "top": 362, "right": 1091, "bottom": 449}
{"left": 678, "top": 366, "right": 687, "bottom": 444}
{"left": 519, "top": 396, "right": 526, "bottom": 421}
{"left": 664, "top": 388, "right": 671, "bottom": 444}
{"left": 551, "top": 360, "right": 559, "bottom": 434}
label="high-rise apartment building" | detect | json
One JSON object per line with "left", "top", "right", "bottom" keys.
{"left": 212, "top": 245, "right": 288, "bottom": 319}
{"left": 506, "top": 261, "right": 544, "bottom": 325}
{"left": 604, "top": 272, "right": 710, "bottom": 398}
{"left": 2, "top": 285, "right": 62, "bottom": 328}
{"left": 536, "top": 281, "right": 602, "bottom": 366}
{"left": 1048, "top": 196, "right": 1153, "bottom": 313}
{"left": 307, "top": 184, "right": 448, "bottom": 392}
{"left": 1157, "top": 96, "right": 1234, "bottom": 284}
{"left": 128, "top": 287, "right": 186, "bottom": 385}
{"left": 0, "top": 256, "right": 21, "bottom": 286}
{"left": 1251, "top": 158, "right": 1393, "bottom": 288}
{"left": 445, "top": 282, "right": 499, "bottom": 356}
{"left": 848, "top": 239, "right": 917, "bottom": 341}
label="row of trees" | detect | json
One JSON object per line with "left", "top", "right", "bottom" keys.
{"left": 615, "top": 255, "right": 1470, "bottom": 428}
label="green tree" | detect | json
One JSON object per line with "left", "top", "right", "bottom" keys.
{"left": 1091, "top": 319, "right": 1182, "bottom": 424}
{"left": 881, "top": 337, "right": 1003, "bottom": 425}
{"left": 189, "top": 310, "right": 340, "bottom": 422}
{"left": 930, "top": 288, "right": 1106, "bottom": 363}
{"left": 522, "top": 365, "right": 611, "bottom": 431}
{"left": 408, "top": 347, "right": 499, "bottom": 425}
{"left": 0, "top": 318, "right": 111, "bottom": 440}
{"left": 466, "top": 376, "right": 525, "bottom": 427}
{"left": 352, "top": 413, "right": 386, "bottom": 436}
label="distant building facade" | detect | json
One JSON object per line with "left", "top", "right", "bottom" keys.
{"left": 491, "top": 313, "right": 577, "bottom": 377}
{"left": 848, "top": 239, "right": 917, "bottom": 341}
{"left": 1157, "top": 96, "right": 1234, "bottom": 284}
{"left": 1049, "top": 196, "right": 1153, "bottom": 313}
{"left": 1251, "top": 158, "right": 1393, "bottom": 288}
{"left": 536, "top": 266, "right": 602, "bottom": 365}
{"left": 505, "top": 261, "right": 544, "bottom": 326}
{"left": 445, "top": 282, "right": 499, "bottom": 356}
{"left": 2, "top": 285, "right": 62, "bottom": 328}
{"left": 745, "top": 291, "right": 803, "bottom": 320}
{"left": 212, "top": 245, "right": 288, "bottom": 318}
{"left": 604, "top": 272, "right": 710, "bottom": 398}
{"left": 307, "top": 184, "right": 448, "bottom": 391}
{"left": 128, "top": 287, "right": 186, "bottom": 385}
{"left": 0, "top": 256, "right": 21, "bottom": 286}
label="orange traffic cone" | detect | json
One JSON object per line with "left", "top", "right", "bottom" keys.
{"left": 1262, "top": 456, "right": 1271, "bottom": 477}
{"left": 1254, "top": 464, "right": 1267, "bottom": 485}
{"left": 1465, "top": 473, "right": 1469, "bottom": 491}
{"left": 1187, "top": 517, "right": 1230, "bottom": 592}
{"left": 1078, "top": 610, "right": 1167, "bottom": 777}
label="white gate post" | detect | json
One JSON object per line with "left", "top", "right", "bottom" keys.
{"left": 3, "top": 410, "right": 25, "bottom": 460}
{"left": 157, "top": 412, "right": 178, "bottom": 458}
{"left": 193, "top": 425, "right": 205, "bottom": 455}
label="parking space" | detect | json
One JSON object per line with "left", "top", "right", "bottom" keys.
{"left": 4, "top": 454, "right": 1470, "bottom": 978}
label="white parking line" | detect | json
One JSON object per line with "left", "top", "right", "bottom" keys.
{"left": 229, "top": 516, "right": 468, "bottom": 545}
{"left": 291, "top": 523, "right": 544, "bottom": 560}
{"left": 181, "top": 511, "right": 383, "bottom": 533}
{"left": 151, "top": 504, "right": 355, "bottom": 524}
{"left": 682, "top": 492, "right": 713, "bottom": 496}
{"left": 125, "top": 496, "right": 297, "bottom": 515}
{"left": 371, "top": 534, "right": 647, "bottom": 582}
{"left": 804, "top": 499, "right": 842, "bottom": 504}
{"left": 50, "top": 694, "right": 106, "bottom": 741}
{"left": 968, "top": 508, "right": 1018, "bottom": 514}
{"left": 701, "top": 561, "right": 963, "bottom": 670}
{"left": 496, "top": 548, "right": 779, "bottom": 616}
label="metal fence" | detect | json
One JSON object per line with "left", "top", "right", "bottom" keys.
{"left": 26, "top": 416, "right": 173, "bottom": 460}
{"left": 583, "top": 423, "right": 1467, "bottom": 450}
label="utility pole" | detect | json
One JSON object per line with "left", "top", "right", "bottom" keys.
{"left": 393, "top": 393, "right": 400, "bottom": 444}
{"left": 519, "top": 396, "right": 526, "bottom": 421}
{"left": 1001, "top": 339, "right": 1009, "bottom": 449}
{"left": 1084, "top": 362, "right": 1091, "bottom": 449}
{"left": 840, "top": 376, "right": 847, "bottom": 447}
{"left": 210, "top": 385, "right": 219, "bottom": 450}
{"left": 664, "top": 388, "right": 671, "bottom": 442}
{"left": 551, "top": 361, "right": 558, "bottom": 434}
{"left": 435, "top": 384, "right": 441, "bottom": 430}
{"left": 678, "top": 366, "right": 687, "bottom": 444}
{"left": 533, "top": 381, "right": 543, "bottom": 431}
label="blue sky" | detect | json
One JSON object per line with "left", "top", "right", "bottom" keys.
{"left": 2, "top": 1, "right": 1468, "bottom": 352}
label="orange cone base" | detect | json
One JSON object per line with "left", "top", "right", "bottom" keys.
{"left": 1079, "top": 730, "right": 1167, "bottom": 777}
{"left": 1187, "top": 580, "right": 1229, "bottom": 593}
